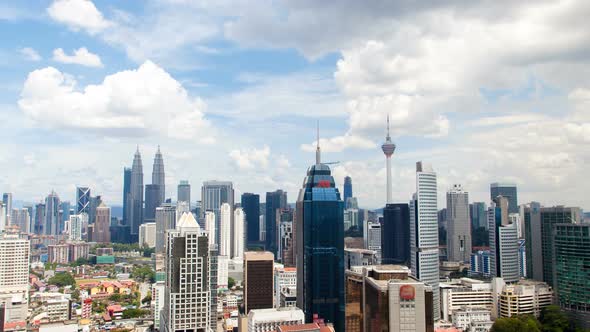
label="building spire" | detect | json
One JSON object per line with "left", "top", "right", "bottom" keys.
{"left": 316, "top": 120, "right": 321, "bottom": 165}
{"left": 386, "top": 114, "right": 391, "bottom": 141}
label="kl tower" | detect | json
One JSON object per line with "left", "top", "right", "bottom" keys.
{"left": 381, "top": 115, "right": 396, "bottom": 204}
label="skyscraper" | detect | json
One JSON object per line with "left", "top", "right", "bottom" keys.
{"left": 44, "top": 191, "right": 60, "bottom": 235}
{"left": 242, "top": 193, "right": 261, "bottom": 246}
{"left": 122, "top": 167, "right": 131, "bottom": 226}
{"left": 296, "top": 137, "right": 345, "bottom": 330}
{"left": 381, "top": 203, "right": 410, "bottom": 265}
{"left": 343, "top": 176, "right": 352, "bottom": 203}
{"left": 204, "top": 211, "right": 216, "bottom": 246}
{"left": 76, "top": 187, "right": 90, "bottom": 214}
{"left": 34, "top": 203, "right": 45, "bottom": 234}
{"left": 381, "top": 115, "right": 396, "bottom": 204}
{"left": 490, "top": 183, "right": 518, "bottom": 214}
{"left": 152, "top": 146, "right": 165, "bottom": 203}
{"left": 177, "top": 180, "right": 190, "bottom": 207}
{"left": 410, "top": 161, "right": 440, "bottom": 321}
{"left": 488, "top": 196, "right": 519, "bottom": 283}
{"left": 219, "top": 203, "right": 232, "bottom": 257}
{"left": 470, "top": 202, "right": 487, "bottom": 230}
{"left": 266, "top": 190, "right": 287, "bottom": 256}
{"left": 130, "top": 148, "right": 144, "bottom": 238}
{"left": 244, "top": 251, "right": 275, "bottom": 313}
{"left": 144, "top": 184, "right": 162, "bottom": 223}
{"left": 524, "top": 204, "right": 581, "bottom": 284}
{"left": 11, "top": 209, "right": 30, "bottom": 234}
{"left": 93, "top": 202, "right": 111, "bottom": 243}
{"left": 161, "top": 212, "right": 210, "bottom": 332}
{"left": 446, "top": 184, "right": 471, "bottom": 262}
{"left": 155, "top": 204, "right": 176, "bottom": 253}
{"left": 0, "top": 235, "right": 30, "bottom": 323}
{"left": 553, "top": 223, "right": 590, "bottom": 329}
{"left": 233, "top": 207, "right": 245, "bottom": 259}
{"left": 2, "top": 193, "right": 12, "bottom": 225}
{"left": 201, "top": 181, "right": 234, "bottom": 245}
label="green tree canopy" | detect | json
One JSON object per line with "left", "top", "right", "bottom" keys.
{"left": 48, "top": 272, "right": 76, "bottom": 287}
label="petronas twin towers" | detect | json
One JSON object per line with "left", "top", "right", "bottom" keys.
{"left": 128, "top": 146, "right": 166, "bottom": 238}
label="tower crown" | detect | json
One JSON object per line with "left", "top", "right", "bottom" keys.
{"left": 382, "top": 115, "right": 396, "bottom": 157}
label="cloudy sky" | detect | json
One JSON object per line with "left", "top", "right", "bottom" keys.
{"left": 1, "top": 0, "right": 589, "bottom": 210}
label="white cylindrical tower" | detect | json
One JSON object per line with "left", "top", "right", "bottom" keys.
{"left": 381, "top": 115, "right": 396, "bottom": 204}
{"left": 233, "top": 207, "right": 244, "bottom": 259}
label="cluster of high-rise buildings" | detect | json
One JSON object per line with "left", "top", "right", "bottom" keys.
{"left": 1, "top": 118, "right": 589, "bottom": 332}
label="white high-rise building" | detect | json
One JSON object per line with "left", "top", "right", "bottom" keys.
{"left": 0, "top": 235, "right": 30, "bottom": 322}
{"left": 11, "top": 208, "right": 30, "bottom": 233}
{"left": 204, "top": 211, "right": 216, "bottom": 246}
{"left": 152, "top": 281, "right": 165, "bottom": 328}
{"left": 139, "top": 222, "right": 157, "bottom": 248}
{"left": 410, "top": 161, "right": 440, "bottom": 321}
{"left": 217, "top": 255, "right": 229, "bottom": 290}
{"left": 220, "top": 203, "right": 232, "bottom": 256}
{"left": 488, "top": 197, "right": 519, "bottom": 283}
{"left": 156, "top": 204, "right": 176, "bottom": 253}
{"left": 446, "top": 184, "right": 471, "bottom": 262}
{"left": 366, "top": 222, "right": 382, "bottom": 263}
{"left": 67, "top": 214, "right": 86, "bottom": 241}
{"left": 161, "top": 212, "right": 210, "bottom": 332}
{"left": 233, "top": 207, "right": 244, "bottom": 259}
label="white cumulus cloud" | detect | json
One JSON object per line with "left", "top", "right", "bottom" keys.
{"left": 20, "top": 47, "right": 41, "bottom": 61}
{"left": 18, "top": 60, "right": 213, "bottom": 141}
{"left": 52, "top": 47, "right": 103, "bottom": 67}
{"left": 301, "top": 134, "right": 376, "bottom": 153}
{"left": 47, "top": 0, "right": 111, "bottom": 34}
{"left": 229, "top": 145, "right": 271, "bottom": 170}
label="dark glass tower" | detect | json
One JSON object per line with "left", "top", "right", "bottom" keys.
{"left": 130, "top": 148, "right": 144, "bottom": 238}
{"left": 122, "top": 167, "right": 131, "bottom": 226}
{"left": 343, "top": 176, "right": 352, "bottom": 203}
{"left": 490, "top": 183, "right": 518, "bottom": 214}
{"left": 152, "top": 146, "right": 165, "bottom": 203}
{"left": 296, "top": 152, "right": 344, "bottom": 330}
{"left": 381, "top": 203, "right": 410, "bottom": 265}
{"left": 76, "top": 186, "right": 91, "bottom": 214}
{"left": 265, "top": 190, "right": 287, "bottom": 255}
{"left": 241, "top": 193, "right": 260, "bottom": 245}
{"left": 144, "top": 184, "right": 162, "bottom": 222}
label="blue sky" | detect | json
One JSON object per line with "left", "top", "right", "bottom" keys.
{"left": 1, "top": 0, "right": 589, "bottom": 210}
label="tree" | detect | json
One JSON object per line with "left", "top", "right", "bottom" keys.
{"left": 48, "top": 272, "right": 76, "bottom": 287}
{"left": 491, "top": 315, "right": 540, "bottom": 332}
{"left": 539, "top": 305, "right": 577, "bottom": 332}
{"left": 141, "top": 294, "right": 152, "bottom": 304}
{"left": 122, "top": 308, "right": 149, "bottom": 319}
{"left": 70, "top": 257, "right": 90, "bottom": 267}
{"left": 228, "top": 277, "right": 236, "bottom": 289}
{"left": 130, "top": 265, "right": 155, "bottom": 283}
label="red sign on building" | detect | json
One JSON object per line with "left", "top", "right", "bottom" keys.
{"left": 399, "top": 285, "right": 415, "bottom": 300}
{"left": 316, "top": 180, "right": 331, "bottom": 188}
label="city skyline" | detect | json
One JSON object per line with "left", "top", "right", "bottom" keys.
{"left": 0, "top": 1, "right": 589, "bottom": 211}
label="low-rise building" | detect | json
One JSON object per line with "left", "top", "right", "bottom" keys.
{"left": 274, "top": 266, "right": 296, "bottom": 308}
{"left": 45, "top": 298, "right": 71, "bottom": 322}
{"left": 344, "top": 248, "right": 377, "bottom": 270}
{"left": 497, "top": 279, "right": 553, "bottom": 318}
{"left": 247, "top": 308, "right": 305, "bottom": 332}
{"left": 440, "top": 278, "right": 493, "bottom": 321}
{"left": 451, "top": 308, "right": 493, "bottom": 332}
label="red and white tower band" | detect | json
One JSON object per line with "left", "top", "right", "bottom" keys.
{"left": 381, "top": 115, "right": 396, "bottom": 204}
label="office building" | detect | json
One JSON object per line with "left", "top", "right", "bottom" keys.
{"left": 67, "top": 214, "right": 84, "bottom": 241}
{"left": 524, "top": 204, "right": 581, "bottom": 285}
{"left": 488, "top": 196, "right": 519, "bottom": 283}
{"left": 242, "top": 193, "right": 260, "bottom": 246}
{"left": 0, "top": 236, "right": 29, "bottom": 323}
{"left": 177, "top": 180, "right": 190, "bottom": 208}
{"left": 490, "top": 183, "right": 518, "bottom": 214}
{"left": 155, "top": 204, "right": 176, "bottom": 253}
{"left": 218, "top": 255, "right": 229, "bottom": 290}
{"left": 451, "top": 308, "right": 493, "bottom": 332}
{"left": 296, "top": 139, "right": 345, "bottom": 330}
{"left": 204, "top": 211, "right": 216, "bottom": 246}
{"left": 343, "top": 176, "right": 353, "bottom": 203}
{"left": 381, "top": 203, "right": 410, "bottom": 265}
{"left": 446, "top": 184, "right": 471, "bottom": 262}
{"left": 496, "top": 279, "right": 553, "bottom": 318}
{"left": 201, "top": 180, "right": 234, "bottom": 245}
{"left": 410, "top": 161, "right": 440, "bottom": 320}
{"left": 2, "top": 193, "right": 12, "bottom": 225}
{"left": 152, "top": 146, "right": 166, "bottom": 203}
{"left": 59, "top": 201, "right": 71, "bottom": 225}
{"left": 152, "top": 281, "right": 165, "bottom": 328}
{"left": 244, "top": 251, "right": 274, "bottom": 313}
{"left": 130, "top": 148, "right": 144, "bottom": 238}
{"left": 518, "top": 239, "right": 526, "bottom": 278}
{"left": 440, "top": 278, "right": 493, "bottom": 321}
{"left": 76, "top": 187, "right": 90, "bottom": 214}
{"left": 233, "top": 207, "right": 244, "bottom": 259}
{"left": 161, "top": 212, "right": 210, "bottom": 332}
{"left": 553, "top": 223, "right": 590, "bottom": 328}
{"left": 0, "top": 203, "right": 4, "bottom": 233}
{"left": 344, "top": 248, "right": 377, "bottom": 270}
{"left": 11, "top": 209, "right": 30, "bottom": 234}
{"left": 88, "top": 195, "right": 102, "bottom": 225}
{"left": 122, "top": 167, "right": 131, "bottom": 227}
{"left": 44, "top": 191, "right": 61, "bottom": 235}
{"left": 247, "top": 308, "right": 305, "bottom": 332}
{"left": 469, "top": 250, "right": 491, "bottom": 278}
{"left": 34, "top": 203, "right": 45, "bottom": 234}
{"left": 145, "top": 184, "right": 163, "bottom": 223}
{"left": 139, "top": 222, "right": 156, "bottom": 248}
{"left": 279, "top": 213, "right": 295, "bottom": 266}
{"left": 470, "top": 202, "right": 487, "bottom": 230}
{"left": 275, "top": 266, "right": 297, "bottom": 309}
{"left": 45, "top": 298, "right": 71, "bottom": 322}
{"left": 266, "top": 190, "right": 288, "bottom": 256}
{"left": 382, "top": 115, "right": 396, "bottom": 204}
{"left": 365, "top": 222, "right": 381, "bottom": 262}
{"left": 93, "top": 202, "right": 111, "bottom": 243}
{"left": 220, "top": 203, "right": 232, "bottom": 256}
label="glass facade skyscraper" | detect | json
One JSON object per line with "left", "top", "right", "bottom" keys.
{"left": 490, "top": 183, "right": 518, "bottom": 214}
{"left": 241, "top": 193, "right": 260, "bottom": 245}
{"left": 488, "top": 196, "right": 519, "bottom": 283}
{"left": 295, "top": 161, "right": 345, "bottom": 331}
{"left": 76, "top": 187, "right": 91, "bottom": 214}
{"left": 296, "top": 162, "right": 344, "bottom": 330}
{"left": 265, "top": 190, "right": 287, "bottom": 256}
{"left": 470, "top": 202, "right": 487, "bottom": 230}
{"left": 381, "top": 203, "right": 409, "bottom": 265}
{"left": 122, "top": 167, "right": 131, "bottom": 226}
{"left": 343, "top": 176, "right": 352, "bottom": 203}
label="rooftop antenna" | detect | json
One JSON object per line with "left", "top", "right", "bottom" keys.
{"left": 316, "top": 120, "right": 321, "bottom": 165}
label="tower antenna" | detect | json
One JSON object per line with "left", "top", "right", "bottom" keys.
{"left": 316, "top": 120, "right": 321, "bottom": 165}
